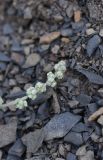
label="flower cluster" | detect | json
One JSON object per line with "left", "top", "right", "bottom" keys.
{"left": 46, "top": 72, "right": 57, "bottom": 87}
{"left": 54, "top": 60, "right": 66, "bottom": 80}
{"left": 0, "top": 60, "right": 66, "bottom": 110}
{"left": 15, "top": 98, "right": 27, "bottom": 109}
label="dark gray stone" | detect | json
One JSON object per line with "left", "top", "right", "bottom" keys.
{"left": 72, "top": 122, "right": 88, "bottom": 132}
{"left": 44, "top": 112, "right": 81, "bottom": 141}
{"left": 64, "top": 131, "right": 83, "bottom": 146}
{"left": 8, "top": 139, "right": 25, "bottom": 157}
{"left": 76, "top": 94, "right": 91, "bottom": 106}
{"left": 86, "top": 35, "right": 101, "bottom": 57}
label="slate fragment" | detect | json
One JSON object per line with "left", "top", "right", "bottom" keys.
{"left": 76, "top": 94, "right": 91, "bottom": 106}
{"left": 8, "top": 139, "right": 25, "bottom": 157}
{"left": 0, "top": 119, "right": 17, "bottom": 148}
{"left": 22, "top": 129, "right": 45, "bottom": 153}
{"left": 77, "top": 68, "right": 103, "bottom": 85}
{"left": 86, "top": 35, "right": 101, "bottom": 57}
{"left": 44, "top": 112, "right": 81, "bottom": 141}
{"left": 0, "top": 52, "right": 11, "bottom": 62}
{"left": 64, "top": 131, "right": 83, "bottom": 146}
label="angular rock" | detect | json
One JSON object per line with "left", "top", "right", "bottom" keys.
{"left": 40, "top": 32, "right": 60, "bottom": 44}
{"left": 66, "top": 152, "right": 77, "bottom": 160}
{"left": 22, "top": 129, "right": 45, "bottom": 153}
{"left": 44, "top": 112, "right": 81, "bottom": 141}
{"left": 8, "top": 139, "right": 25, "bottom": 157}
{"left": 86, "top": 35, "right": 101, "bottom": 57}
{"left": 0, "top": 119, "right": 17, "bottom": 148}
{"left": 23, "top": 53, "right": 40, "bottom": 68}
{"left": 77, "top": 68, "right": 103, "bottom": 85}
{"left": 64, "top": 131, "right": 83, "bottom": 146}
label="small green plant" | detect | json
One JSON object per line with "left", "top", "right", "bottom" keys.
{"left": 0, "top": 60, "right": 66, "bottom": 110}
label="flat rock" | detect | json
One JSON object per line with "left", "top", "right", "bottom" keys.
{"left": 44, "top": 112, "right": 81, "bottom": 141}
{"left": 8, "top": 139, "right": 25, "bottom": 157}
{"left": 77, "top": 68, "right": 103, "bottom": 85}
{"left": 64, "top": 131, "right": 83, "bottom": 146}
{"left": 0, "top": 118, "right": 17, "bottom": 148}
{"left": 66, "top": 152, "right": 77, "bottom": 160}
{"left": 86, "top": 35, "right": 101, "bottom": 57}
{"left": 76, "top": 94, "right": 91, "bottom": 106}
{"left": 22, "top": 129, "right": 45, "bottom": 153}
{"left": 23, "top": 53, "right": 41, "bottom": 68}
{"left": 40, "top": 32, "right": 60, "bottom": 44}
{"left": 72, "top": 122, "right": 88, "bottom": 132}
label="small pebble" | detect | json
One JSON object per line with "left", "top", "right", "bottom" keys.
{"left": 99, "top": 29, "right": 103, "bottom": 37}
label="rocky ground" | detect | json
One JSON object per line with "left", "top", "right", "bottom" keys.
{"left": 0, "top": 0, "right": 103, "bottom": 159}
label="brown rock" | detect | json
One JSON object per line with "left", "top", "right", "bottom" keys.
{"left": 40, "top": 32, "right": 60, "bottom": 44}
{"left": 23, "top": 53, "right": 41, "bottom": 68}
{"left": 74, "top": 10, "right": 81, "bottom": 22}
{"left": 11, "top": 52, "right": 25, "bottom": 65}
{"left": 61, "top": 38, "right": 70, "bottom": 43}
{"left": 88, "top": 107, "right": 103, "bottom": 121}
